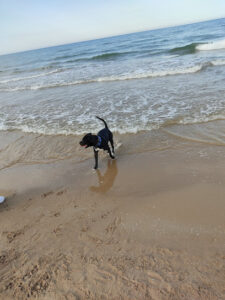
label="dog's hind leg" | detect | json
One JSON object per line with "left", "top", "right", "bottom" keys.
{"left": 109, "top": 134, "right": 115, "bottom": 157}
{"left": 106, "top": 145, "right": 115, "bottom": 159}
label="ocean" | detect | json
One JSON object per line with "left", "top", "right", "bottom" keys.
{"left": 0, "top": 18, "right": 225, "bottom": 159}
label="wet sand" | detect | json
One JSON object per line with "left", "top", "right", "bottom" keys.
{"left": 0, "top": 131, "right": 225, "bottom": 299}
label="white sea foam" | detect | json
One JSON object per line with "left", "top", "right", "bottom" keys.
{"left": 0, "top": 123, "right": 77, "bottom": 136}
{"left": 178, "top": 114, "right": 225, "bottom": 125}
{"left": 0, "top": 65, "right": 203, "bottom": 92}
{"left": 97, "top": 65, "right": 203, "bottom": 81}
{"left": 0, "top": 124, "right": 160, "bottom": 136}
{"left": 211, "top": 59, "right": 225, "bottom": 66}
{"left": 1, "top": 112, "right": 225, "bottom": 136}
{"left": 0, "top": 69, "right": 62, "bottom": 84}
{"left": 196, "top": 39, "right": 225, "bottom": 51}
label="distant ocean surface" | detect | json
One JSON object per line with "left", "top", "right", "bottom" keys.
{"left": 0, "top": 18, "right": 225, "bottom": 136}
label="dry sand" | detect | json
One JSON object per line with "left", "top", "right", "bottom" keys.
{"left": 0, "top": 135, "right": 225, "bottom": 299}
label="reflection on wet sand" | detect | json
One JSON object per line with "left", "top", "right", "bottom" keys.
{"left": 90, "top": 160, "right": 118, "bottom": 194}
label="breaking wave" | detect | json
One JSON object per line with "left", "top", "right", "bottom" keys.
{"left": 170, "top": 43, "right": 199, "bottom": 55}
{"left": 196, "top": 39, "right": 225, "bottom": 51}
{"left": 1, "top": 65, "right": 204, "bottom": 92}
{"left": 0, "top": 69, "right": 63, "bottom": 83}
{"left": 91, "top": 52, "right": 131, "bottom": 60}
{"left": 1, "top": 113, "right": 225, "bottom": 136}
{"left": 170, "top": 39, "right": 225, "bottom": 55}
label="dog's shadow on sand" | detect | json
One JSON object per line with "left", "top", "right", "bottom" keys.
{"left": 90, "top": 160, "right": 118, "bottom": 194}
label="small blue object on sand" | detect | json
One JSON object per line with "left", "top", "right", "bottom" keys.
{"left": 0, "top": 196, "right": 5, "bottom": 204}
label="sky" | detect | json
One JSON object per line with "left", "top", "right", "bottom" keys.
{"left": 1, "top": 0, "right": 225, "bottom": 55}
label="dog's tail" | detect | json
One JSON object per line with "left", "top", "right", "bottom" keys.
{"left": 96, "top": 116, "right": 109, "bottom": 129}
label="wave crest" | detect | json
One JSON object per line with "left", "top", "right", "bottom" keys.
{"left": 170, "top": 39, "right": 225, "bottom": 55}
{"left": 196, "top": 39, "right": 225, "bottom": 51}
{"left": 1, "top": 65, "right": 204, "bottom": 92}
{"left": 92, "top": 52, "right": 129, "bottom": 60}
{"left": 169, "top": 43, "right": 199, "bottom": 55}
{"left": 0, "top": 69, "right": 62, "bottom": 84}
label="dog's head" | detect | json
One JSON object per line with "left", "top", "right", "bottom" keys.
{"left": 79, "top": 133, "right": 97, "bottom": 148}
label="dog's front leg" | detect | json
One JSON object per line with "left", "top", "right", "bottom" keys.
{"left": 93, "top": 148, "right": 99, "bottom": 169}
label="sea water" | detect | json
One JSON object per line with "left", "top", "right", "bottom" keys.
{"left": 0, "top": 18, "right": 225, "bottom": 139}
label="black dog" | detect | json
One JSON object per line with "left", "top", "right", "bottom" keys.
{"left": 79, "top": 117, "right": 115, "bottom": 169}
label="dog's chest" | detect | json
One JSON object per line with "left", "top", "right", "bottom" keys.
{"left": 95, "top": 141, "right": 107, "bottom": 151}
{"left": 94, "top": 146, "right": 102, "bottom": 151}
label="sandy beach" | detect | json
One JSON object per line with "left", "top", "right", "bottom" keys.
{"left": 0, "top": 129, "right": 225, "bottom": 299}
{"left": 1, "top": 12, "right": 225, "bottom": 300}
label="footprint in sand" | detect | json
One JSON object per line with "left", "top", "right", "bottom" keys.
{"left": 53, "top": 225, "right": 63, "bottom": 236}
{"left": 3, "top": 225, "right": 29, "bottom": 243}
{"left": 106, "top": 216, "right": 121, "bottom": 234}
{"left": 56, "top": 189, "right": 67, "bottom": 196}
{"left": 146, "top": 270, "right": 171, "bottom": 291}
{"left": 53, "top": 212, "right": 60, "bottom": 217}
{"left": 41, "top": 191, "right": 54, "bottom": 198}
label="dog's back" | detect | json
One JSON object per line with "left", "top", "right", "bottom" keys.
{"left": 98, "top": 128, "right": 111, "bottom": 142}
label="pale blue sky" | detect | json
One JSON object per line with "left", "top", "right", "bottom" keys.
{"left": 1, "top": 0, "right": 225, "bottom": 55}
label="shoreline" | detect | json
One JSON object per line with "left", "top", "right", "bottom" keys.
{"left": 0, "top": 133, "right": 225, "bottom": 299}
{"left": 2, "top": 119, "right": 225, "bottom": 171}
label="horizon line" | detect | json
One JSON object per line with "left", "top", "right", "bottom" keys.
{"left": 1, "top": 16, "right": 224, "bottom": 57}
